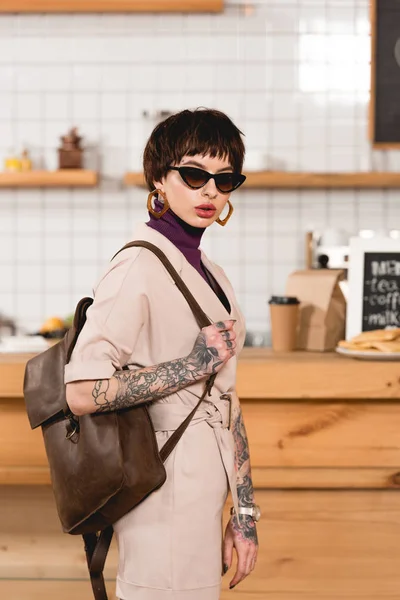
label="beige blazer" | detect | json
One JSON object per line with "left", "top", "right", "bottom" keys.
{"left": 65, "top": 222, "right": 246, "bottom": 597}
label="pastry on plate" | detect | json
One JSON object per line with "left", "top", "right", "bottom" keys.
{"left": 337, "top": 328, "right": 400, "bottom": 353}
{"left": 351, "top": 328, "right": 400, "bottom": 343}
{"left": 368, "top": 341, "right": 400, "bottom": 353}
{"left": 337, "top": 339, "right": 376, "bottom": 350}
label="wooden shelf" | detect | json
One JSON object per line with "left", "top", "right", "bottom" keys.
{"left": 244, "top": 171, "right": 400, "bottom": 189}
{"left": 124, "top": 172, "right": 147, "bottom": 187}
{"left": 0, "top": 0, "right": 223, "bottom": 12}
{"left": 124, "top": 171, "right": 400, "bottom": 190}
{"left": 0, "top": 170, "right": 98, "bottom": 188}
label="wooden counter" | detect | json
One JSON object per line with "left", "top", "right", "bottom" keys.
{"left": 236, "top": 348, "right": 400, "bottom": 399}
{"left": 2, "top": 349, "right": 400, "bottom": 487}
{"left": 2, "top": 347, "right": 400, "bottom": 399}
{"left": 2, "top": 349, "right": 400, "bottom": 599}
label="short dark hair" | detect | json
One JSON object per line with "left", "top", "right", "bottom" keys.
{"left": 143, "top": 108, "right": 245, "bottom": 191}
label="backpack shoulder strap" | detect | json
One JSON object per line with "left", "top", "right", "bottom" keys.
{"left": 66, "top": 297, "right": 94, "bottom": 364}
{"left": 82, "top": 527, "right": 113, "bottom": 600}
{"left": 114, "top": 239, "right": 218, "bottom": 447}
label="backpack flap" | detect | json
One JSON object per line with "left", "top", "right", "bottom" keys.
{"left": 24, "top": 333, "right": 72, "bottom": 429}
{"left": 24, "top": 297, "right": 93, "bottom": 430}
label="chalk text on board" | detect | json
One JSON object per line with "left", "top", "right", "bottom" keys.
{"left": 371, "top": 260, "right": 400, "bottom": 276}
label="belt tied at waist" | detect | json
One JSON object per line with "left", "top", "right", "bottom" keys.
{"left": 148, "top": 394, "right": 239, "bottom": 518}
{"left": 149, "top": 397, "right": 231, "bottom": 431}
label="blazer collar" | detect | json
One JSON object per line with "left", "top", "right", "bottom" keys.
{"left": 132, "top": 222, "right": 234, "bottom": 324}
{"left": 132, "top": 222, "right": 185, "bottom": 275}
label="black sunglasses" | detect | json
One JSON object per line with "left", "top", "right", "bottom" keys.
{"left": 168, "top": 166, "right": 246, "bottom": 194}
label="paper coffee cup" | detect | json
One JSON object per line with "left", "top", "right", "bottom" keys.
{"left": 268, "top": 296, "right": 300, "bottom": 352}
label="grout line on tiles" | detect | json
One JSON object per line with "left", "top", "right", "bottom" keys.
{"left": 1, "top": 0, "right": 380, "bottom": 333}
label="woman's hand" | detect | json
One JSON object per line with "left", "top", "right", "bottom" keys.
{"left": 222, "top": 513, "right": 258, "bottom": 589}
{"left": 187, "top": 320, "right": 237, "bottom": 377}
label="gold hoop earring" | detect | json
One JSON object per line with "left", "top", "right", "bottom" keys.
{"left": 216, "top": 200, "right": 234, "bottom": 226}
{"left": 147, "top": 189, "right": 170, "bottom": 219}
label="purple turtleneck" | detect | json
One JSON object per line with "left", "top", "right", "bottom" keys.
{"left": 146, "top": 198, "right": 231, "bottom": 313}
{"left": 147, "top": 197, "right": 209, "bottom": 283}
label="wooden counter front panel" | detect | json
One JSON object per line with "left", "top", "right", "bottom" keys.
{"left": 2, "top": 583, "right": 395, "bottom": 600}
{"left": 3, "top": 397, "right": 400, "bottom": 487}
{"left": 243, "top": 400, "right": 400, "bottom": 469}
{"left": 0, "top": 398, "right": 49, "bottom": 484}
{"left": 2, "top": 487, "right": 400, "bottom": 599}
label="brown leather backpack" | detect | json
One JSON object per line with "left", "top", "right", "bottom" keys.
{"left": 23, "top": 240, "right": 215, "bottom": 600}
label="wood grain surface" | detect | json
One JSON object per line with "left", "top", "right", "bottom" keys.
{"left": 2, "top": 487, "right": 400, "bottom": 598}
{"left": 124, "top": 170, "right": 400, "bottom": 189}
{"left": 0, "top": 0, "right": 222, "bottom": 12}
{"left": 2, "top": 348, "right": 400, "bottom": 598}
{"left": 0, "top": 170, "right": 98, "bottom": 187}
{"left": 3, "top": 397, "right": 400, "bottom": 487}
{"left": 3, "top": 348, "right": 400, "bottom": 400}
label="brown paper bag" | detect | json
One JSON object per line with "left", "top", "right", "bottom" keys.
{"left": 285, "top": 269, "right": 346, "bottom": 351}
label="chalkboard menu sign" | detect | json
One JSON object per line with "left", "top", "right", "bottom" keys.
{"left": 363, "top": 252, "right": 400, "bottom": 329}
{"left": 347, "top": 239, "right": 400, "bottom": 339}
{"left": 370, "top": 0, "right": 400, "bottom": 147}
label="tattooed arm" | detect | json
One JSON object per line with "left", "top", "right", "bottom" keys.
{"left": 66, "top": 319, "right": 237, "bottom": 416}
{"left": 222, "top": 392, "right": 258, "bottom": 589}
{"left": 230, "top": 396, "right": 258, "bottom": 542}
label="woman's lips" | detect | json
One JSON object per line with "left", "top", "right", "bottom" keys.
{"left": 195, "top": 204, "right": 216, "bottom": 218}
{"left": 195, "top": 207, "right": 216, "bottom": 218}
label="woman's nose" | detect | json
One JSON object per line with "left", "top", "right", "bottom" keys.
{"left": 201, "top": 178, "right": 218, "bottom": 198}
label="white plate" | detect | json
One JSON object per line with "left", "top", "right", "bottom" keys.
{"left": 336, "top": 347, "right": 400, "bottom": 361}
{"left": 0, "top": 335, "right": 49, "bottom": 353}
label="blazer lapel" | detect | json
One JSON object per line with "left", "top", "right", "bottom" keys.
{"left": 131, "top": 222, "right": 185, "bottom": 282}
{"left": 132, "top": 222, "right": 236, "bottom": 325}
{"left": 200, "top": 252, "right": 238, "bottom": 322}
{"left": 179, "top": 257, "right": 232, "bottom": 325}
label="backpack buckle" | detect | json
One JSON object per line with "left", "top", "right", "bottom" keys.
{"left": 65, "top": 415, "right": 80, "bottom": 441}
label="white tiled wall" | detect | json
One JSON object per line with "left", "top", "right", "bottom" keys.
{"left": 1, "top": 0, "right": 399, "bottom": 340}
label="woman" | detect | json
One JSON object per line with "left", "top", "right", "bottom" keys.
{"left": 65, "top": 108, "right": 259, "bottom": 600}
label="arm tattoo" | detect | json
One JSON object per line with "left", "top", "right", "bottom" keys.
{"left": 188, "top": 333, "right": 223, "bottom": 373}
{"left": 231, "top": 402, "right": 258, "bottom": 545}
{"left": 92, "top": 333, "right": 221, "bottom": 413}
{"left": 231, "top": 513, "right": 258, "bottom": 546}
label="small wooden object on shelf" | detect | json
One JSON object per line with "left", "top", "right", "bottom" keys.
{"left": 20, "top": 149, "right": 32, "bottom": 172}
{"left": 58, "top": 127, "right": 83, "bottom": 170}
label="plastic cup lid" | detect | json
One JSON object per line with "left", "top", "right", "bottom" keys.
{"left": 268, "top": 295, "right": 300, "bottom": 305}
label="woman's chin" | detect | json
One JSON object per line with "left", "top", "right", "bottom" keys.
{"left": 193, "top": 216, "right": 215, "bottom": 228}
{"left": 180, "top": 213, "right": 215, "bottom": 228}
